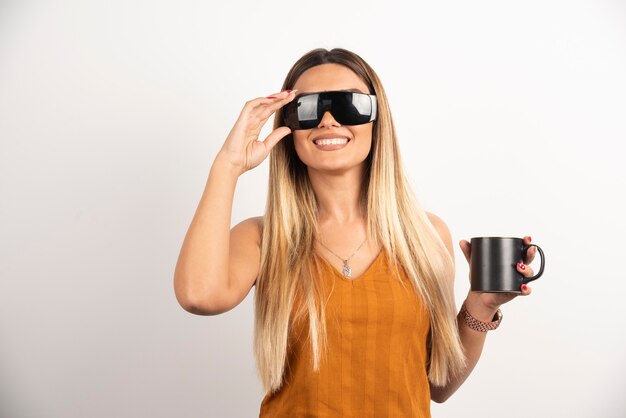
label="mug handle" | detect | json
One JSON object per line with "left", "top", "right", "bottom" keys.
{"left": 522, "top": 244, "right": 545, "bottom": 284}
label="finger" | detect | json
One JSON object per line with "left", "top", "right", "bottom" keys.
{"left": 522, "top": 235, "right": 533, "bottom": 262}
{"left": 237, "top": 91, "right": 297, "bottom": 134}
{"left": 459, "top": 240, "right": 471, "bottom": 263}
{"left": 261, "top": 126, "right": 293, "bottom": 150}
{"left": 524, "top": 246, "right": 536, "bottom": 264}
{"left": 243, "top": 90, "right": 296, "bottom": 115}
{"left": 262, "top": 89, "right": 297, "bottom": 101}
{"left": 256, "top": 90, "right": 298, "bottom": 120}
{"left": 519, "top": 283, "right": 532, "bottom": 296}
{"left": 517, "top": 262, "right": 534, "bottom": 278}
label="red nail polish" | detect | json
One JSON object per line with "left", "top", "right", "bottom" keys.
{"left": 266, "top": 96, "right": 277, "bottom": 99}
{"left": 521, "top": 284, "right": 528, "bottom": 291}
{"left": 518, "top": 262, "right": 525, "bottom": 270}
{"left": 284, "top": 89, "right": 292, "bottom": 93}
{"left": 528, "top": 236, "right": 532, "bottom": 243}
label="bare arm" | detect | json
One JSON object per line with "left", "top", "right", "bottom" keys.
{"left": 429, "top": 292, "right": 499, "bottom": 402}
{"left": 427, "top": 213, "right": 534, "bottom": 402}
{"left": 173, "top": 89, "right": 297, "bottom": 315}
{"left": 173, "top": 155, "right": 241, "bottom": 315}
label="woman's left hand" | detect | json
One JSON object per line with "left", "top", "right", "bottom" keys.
{"left": 459, "top": 235, "right": 536, "bottom": 310}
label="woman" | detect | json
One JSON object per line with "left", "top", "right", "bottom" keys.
{"left": 173, "top": 47, "right": 537, "bottom": 417}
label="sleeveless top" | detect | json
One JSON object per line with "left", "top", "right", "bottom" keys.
{"left": 258, "top": 248, "right": 432, "bottom": 418}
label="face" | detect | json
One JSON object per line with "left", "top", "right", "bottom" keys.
{"left": 290, "top": 63, "right": 374, "bottom": 172}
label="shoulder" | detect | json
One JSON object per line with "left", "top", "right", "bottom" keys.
{"left": 425, "top": 211, "right": 454, "bottom": 259}
{"left": 231, "top": 216, "right": 263, "bottom": 247}
{"left": 425, "top": 211, "right": 447, "bottom": 233}
{"left": 245, "top": 215, "right": 263, "bottom": 229}
{"left": 232, "top": 216, "right": 263, "bottom": 245}
{"left": 229, "top": 216, "right": 264, "bottom": 289}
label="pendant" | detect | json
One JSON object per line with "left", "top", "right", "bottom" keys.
{"left": 342, "top": 261, "right": 352, "bottom": 278}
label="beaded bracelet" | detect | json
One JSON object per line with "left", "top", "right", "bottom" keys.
{"left": 459, "top": 301, "right": 503, "bottom": 332}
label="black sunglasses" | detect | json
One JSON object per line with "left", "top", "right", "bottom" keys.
{"left": 283, "top": 90, "right": 378, "bottom": 131}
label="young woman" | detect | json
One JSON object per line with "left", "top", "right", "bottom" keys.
{"left": 174, "top": 47, "right": 537, "bottom": 417}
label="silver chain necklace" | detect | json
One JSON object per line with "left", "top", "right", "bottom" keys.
{"left": 316, "top": 236, "right": 368, "bottom": 278}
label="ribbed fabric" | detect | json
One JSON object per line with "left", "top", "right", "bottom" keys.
{"left": 258, "top": 248, "right": 432, "bottom": 418}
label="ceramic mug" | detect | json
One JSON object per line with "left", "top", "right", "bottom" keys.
{"left": 470, "top": 237, "right": 545, "bottom": 292}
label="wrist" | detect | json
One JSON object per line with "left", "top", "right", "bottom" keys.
{"left": 459, "top": 300, "right": 503, "bottom": 332}
{"left": 464, "top": 293, "right": 501, "bottom": 322}
{"left": 213, "top": 152, "right": 244, "bottom": 178}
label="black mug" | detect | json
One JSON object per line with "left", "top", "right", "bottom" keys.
{"left": 470, "top": 237, "right": 545, "bottom": 292}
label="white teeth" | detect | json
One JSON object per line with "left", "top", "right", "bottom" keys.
{"left": 313, "top": 138, "right": 349, "bottom": 145}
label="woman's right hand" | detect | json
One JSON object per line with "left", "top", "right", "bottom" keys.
{"left": 217, "top": 89, "right": 297, "bottom": 176}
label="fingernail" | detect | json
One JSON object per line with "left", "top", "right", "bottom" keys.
{"left": 521, "top": 284, "right": 528, "bottom": 291}
{"left": 266, "top": 96, "right": 277, "bottom": 99}
{"left": 518, "top": 262, "right": 526, "bottom": 270}
{"left": 529, "top": 236, "right": 532, "bottom": 243}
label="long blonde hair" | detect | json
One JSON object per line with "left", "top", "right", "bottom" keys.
{"left": 253, "top": 47, "right": 465, "bottom": 395}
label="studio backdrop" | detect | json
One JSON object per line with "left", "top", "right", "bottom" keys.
{"left": 1, "top": 1, "right": 625, "bottom": 417}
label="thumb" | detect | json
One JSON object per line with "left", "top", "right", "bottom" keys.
{"left": 459, "top": 240, "right": 471, "bottom": 264}
{"left": 262, "top": 126, "right": 293, "bottom": 151}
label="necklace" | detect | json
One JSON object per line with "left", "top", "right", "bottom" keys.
{"left": 316, "top": 236, "right": 368, "bottom": 278}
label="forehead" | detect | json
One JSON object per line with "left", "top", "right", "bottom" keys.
{"left": 293, "top": 63, "right": 369, "bottom": 94}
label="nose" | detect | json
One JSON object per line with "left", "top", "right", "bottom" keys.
{"left": 317, "top": 111, "right": 340, "bottom": 128}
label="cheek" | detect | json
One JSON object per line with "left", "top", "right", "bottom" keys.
{"left": 292, "top": 133, "right": 306, "bottom": 150}
{"left": 293, "top": 132, "right": 307, "bottom": 143}
{"left": 355, "top": 127, "right": 373, "bottom": 148}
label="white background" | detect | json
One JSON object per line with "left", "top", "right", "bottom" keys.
{"left": 1, "top": 0, "right": 625, "bottom": 417}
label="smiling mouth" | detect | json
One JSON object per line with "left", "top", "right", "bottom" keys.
{"left": 312, "top": 138, "right": 351, "bottom": 151}
{"left": 312, "top": 138, "right": 350, "bottom": 145}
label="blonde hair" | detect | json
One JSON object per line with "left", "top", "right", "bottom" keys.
{"left": 253, "top": 47, "right": 465, "bottom": 395}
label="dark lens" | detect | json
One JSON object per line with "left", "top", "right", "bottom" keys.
{"left": 283, "top": 93, "right": 320, "bottom": 130}
{"left": 298, "top": 94, "right": 321, "bottom": 129}
{"left": 283, "top": 98, "right": 300, "bottom": 130}
{"left": 283, "top": 91, "right": 376, "bottom": 130}
{"left": 329, "top": 92, "right": 374, "bottom": 126}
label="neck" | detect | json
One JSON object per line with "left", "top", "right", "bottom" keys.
{"left": 308, "top": 165, "right": 366, "bottom": 225}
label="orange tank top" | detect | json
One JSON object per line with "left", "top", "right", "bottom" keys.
{"left": 258, "top": 248, "right": 432, "bottom": 418}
